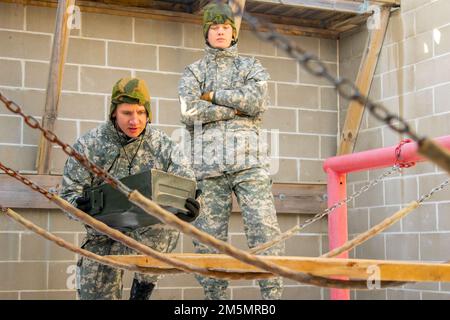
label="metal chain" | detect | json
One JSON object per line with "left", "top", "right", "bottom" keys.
{"left": 252, "top": 138, "right": 416, "bottom": 253}
{"left": 0, "top": 93, "right": 131, "bottom": 196}
{"left": 295, "top": 165, "right": 400, "bottom": 232}
{"left": 418, "top": 179, "right": 450, "bottom": 204}
{"left": 395, "top": 139, "right": 416, "bottom": 168}
{"left": 225, "top": 0, "right": 423, "bottom": 143}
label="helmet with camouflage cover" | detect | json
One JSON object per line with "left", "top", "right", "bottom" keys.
{"left": 110, "top": 77, "right": 152, "bottom": 122}
{"left": 202, "top": 2, "right": 237, "bottom": 44}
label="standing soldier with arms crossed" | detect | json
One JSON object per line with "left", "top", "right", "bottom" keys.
{"left": 178, "top": 2, "right": 284, "bottom": 300}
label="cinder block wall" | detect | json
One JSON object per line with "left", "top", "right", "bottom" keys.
{"left": 0, "top": 3, "right": 338, "bottom": 299}
{"left": 340, "top": 0, "right": 450, "bottom": 300}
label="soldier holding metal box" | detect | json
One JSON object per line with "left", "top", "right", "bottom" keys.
{"left": 60, "top": 77, "right": 198, "bottom": 300}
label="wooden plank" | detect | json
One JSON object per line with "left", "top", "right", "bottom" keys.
{"left": 337, "top": 6, "right": 390, "bottom": 155}
{"left": 6, "top": 0, "right": 202, "bottom": 22}
{"left": 0, "top": 174, "right": 326, "bottom": 214}
{"left": 327, "top": 13, "right": 370, "bottom": 30}
{"left": 101, "top": 0, "right": 190, "bottom": 12}
{"left": 36, "top": 0, "right": 75, "bottom": 174}
{"left": 252, "top": 183, "right": 327, "bottom": 215}
{"left": 0, "top": 174, "right": 61, "bottom": 209}
{"left": 252, "top": 0, "right": 399, "bottom": 12}
{"left": 266, "top": 22, "right": 338, "bottom": 39}
{"left": 1, "top": 0, "right": 337, "bottom": 38}
{"left": 106, "top": 253, "right": 450, "bottom": 283}
{"left": 251, "top": 12, "right": 324, "bottom": 29}
{"left": 371, "top": 0, "right": 400, "bottom": 5}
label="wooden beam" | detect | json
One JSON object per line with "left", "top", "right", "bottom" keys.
{"left": 250, "top": 0, "right": 366, "bottom": 14}
{"left": 229, "top": 0, "right": 246, "bottom": 37}
{"left": 265, "top": 21, "right": 338, "bottom": 39}
{"left": 326, "top": 12, "right": 371, "bottom": 31}
{"left": 232, "top": 183, "right": 327, "bottom": 214}
{"left": 191, "top": 0, "right": 212, "bottom": 14}
{"left": 0, "top": 174, "right": 326, "bottom": 214}
{"left": 371, "top": 0, "right": 400, "bottom": 5}
{"left": 106, "top": 253, "right": 450, "bottom": 283}
{"left": 1, "top": 0, "right": 339, "bottom": 38}
{"left": 0, "top": 174, "right": 62, "bottom": 209}
{"left": 101, "top": 0, "right": 191, "bottom": 12}
{"left": 337, "top": 6, "right": 390, "bottom": 155}
{"left": 250, "top": 10, "right": 325, "bottom": 29}
{"left": 36, "top": 0, "right": 75, "bottom": 174}
{"left": 252, "top": 0, "right": 399, "bottom": 12}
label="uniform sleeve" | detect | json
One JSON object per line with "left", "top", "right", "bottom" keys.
{"left": 59, "top": 140, "right": 92, "bottom": 219}
{"left": 179, "top": 67, "right": 236, "bottom": 127}
{"left": 213, "top": 59, "right": 269, "bottom": 116}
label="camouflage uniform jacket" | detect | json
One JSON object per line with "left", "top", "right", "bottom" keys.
{"left": 179, "top": 44, "right": 270, "bottom": 180}
{"left": 59, "top": 121, "right": 195, "bottom": 231}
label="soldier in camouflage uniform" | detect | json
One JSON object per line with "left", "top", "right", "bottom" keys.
{"left": 60, "top": 78, "right": 198, "bottom": 300}
{"left": 178, "top": 2, "right": 284, "bottom": 300}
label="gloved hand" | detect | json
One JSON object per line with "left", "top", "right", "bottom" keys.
{"left": 175, "top": 189, "right": 202, "bottom": 223}
{"left": 74, "top": 195, "right": 92, "bottom": 212}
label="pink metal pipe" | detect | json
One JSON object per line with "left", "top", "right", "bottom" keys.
{"left": 323, "top": 135, "right": 450, "bottom": 174}
{"left": 323, "top": 135, "right": 450, "bottom": 300}
{"left": 326, "top": 169, "right": 349, "bottom": 300}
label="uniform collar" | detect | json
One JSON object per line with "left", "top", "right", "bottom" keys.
{"left": 205, "top": 43, "right": 238, "bottom": 60}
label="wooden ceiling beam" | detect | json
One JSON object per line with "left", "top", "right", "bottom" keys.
{"left": 327, "top": 12, "right": 371, "bottom": 31}
{"left": 252, "top": 11, "right": 325, "bottom": 28}
{"left": 249, "top": 0, "right": 367, "bottom": 14}
{"left": 101, "top": 0, "right": 191, "bottom": 12}
{"left": 2, "top": 0, "right": 344, "bottom": 38}
{"left": 191, "top": 0, "right": 212, "bottom": 14}
{"left": 370, "top": 0, "right": 400, "bottom": 5}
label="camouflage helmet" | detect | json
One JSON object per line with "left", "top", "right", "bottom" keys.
{"left": 202, "top": 2, "right": 237, "bottom": 43}
{"left": 110, "top": 77, "right": 152, "bottom": 122}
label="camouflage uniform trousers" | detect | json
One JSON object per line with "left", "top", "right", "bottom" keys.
{"left": 193, "top": 167, "right": 285, "bottom": 300}
{"left": 76, "top": 224, "right": 179, "bottom": 300}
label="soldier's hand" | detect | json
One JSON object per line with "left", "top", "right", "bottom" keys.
{"left": 75, "top": 195, "right": 92, "bottom": 212}
{"left": 200, "top": 91, "right": 213, "bottom": 102}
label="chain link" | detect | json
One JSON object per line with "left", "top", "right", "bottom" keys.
{"left": 418, "top": 179, "right": 450, "bottom": 204}
{"left": 0, "top": 93, "right": 131, "bottom": 196}
{"left": 296, "top": 165, "right": 400, "bottom": 231}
